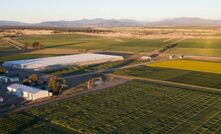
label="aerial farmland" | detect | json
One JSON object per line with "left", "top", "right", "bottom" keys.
{"left": 1, "top": 0, "right": 221, "bottom": 134}
{"left": 1, "top": 27, "right": 221, "bottom": 134}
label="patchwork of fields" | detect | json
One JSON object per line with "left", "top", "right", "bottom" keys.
{"left": 114, "top": 66, "right": 221, "bottom": 89}
{"left": 2, "top": 32, "right": 221, "bottom": 134}
{"left": 14, "top": 34, "right": 172, "bottom": 52}
{"left": 168, "top": 39, "right": 221, "bottom": 57}
{"left": 149, "top": 60, "right": 221, "bottom": 74}
{"left": 1, "top": 81, "right": 221, "bottom": 134}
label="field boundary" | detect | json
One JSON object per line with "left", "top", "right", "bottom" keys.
{"left": 2, "top": 38, "right": 24, "bottom": 50}
{"left": 110, "top": 74, "right": 221, "bottom": 95}
{"left": 51, "top": 120, "right": 83, "bottom": 134}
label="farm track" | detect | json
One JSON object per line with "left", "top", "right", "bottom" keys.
{"left": 148, "top": 38, "right": 185, "bottom": 56}
{"left": 185, "top": 55, "right": 221, "bottom": 61}
{"left": 2, "top": 38, "right": 25, "bottom": 50}
{"left": 109, "top": 74, "right": 221, "bottom": 95}
{"left": 61, "top": 59, "right": 171, "bottom": 80}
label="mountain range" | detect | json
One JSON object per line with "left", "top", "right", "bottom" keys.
{"left": 1, "top": 17, "right": 221, "bottom": 27}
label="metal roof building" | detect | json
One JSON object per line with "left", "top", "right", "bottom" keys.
{"left": 7, "top": 83, "right": 51, "bottom": 100}
{"left": 3, "top": 53, "right": 124, "bottom": 71}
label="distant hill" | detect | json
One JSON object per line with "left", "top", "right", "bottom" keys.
{"left": 1, "top": 17, "right": 221, "bottom": 27}
{"left": 38, "top": 18, "right": 146, "bottom": 27}
{"left": 148, "top": 17, "right": 221, "bottom": 27}
{"left": 0, "top": 21, "right": 27, "bottom": 26}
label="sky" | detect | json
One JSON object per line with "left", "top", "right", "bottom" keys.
{"left": 1, "top": 0, "right": 221, "bottom": 23}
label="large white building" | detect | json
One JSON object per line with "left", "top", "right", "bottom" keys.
{"left": 3, "top": 53, "right": 124, "bottom": 71}
{"left": 7, "top": 84, "right": 51, "bottom": 101}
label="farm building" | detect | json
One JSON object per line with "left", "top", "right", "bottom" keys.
{"left": 7, "top": 84, "right": 51, "bottom": 101}
{"left": 3, "top": 53, "right": 124, "bottom": 71}
{"left": 141, "top": 56, "right": 152, "bottom": 61}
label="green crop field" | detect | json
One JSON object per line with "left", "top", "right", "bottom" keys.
{"left": 168, "top": 39, "right": 221, "bottom": 57}
{"left": 14, "top": 34, "right": 172, "bottom": 52}
{"left": 1, "top": 81, "right": 221, "bottom": 134}
{"left": 0, "top": 40, "right": 15, "bottom": 51}
{"left": 114, "top": 66, "right": 221, "bottom": 89}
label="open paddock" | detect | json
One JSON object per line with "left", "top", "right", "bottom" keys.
{"left": 14, "top": 34, "right": 174, "bottom": 53}
{"left": 114, "top": 65, "right": 221, "bottom": 89}
{"left": 168, "top": 39, "right": 221, "bottom": 57}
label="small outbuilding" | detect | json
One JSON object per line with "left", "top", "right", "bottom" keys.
{"left": 169, "top": 55, "right": 176, "bottom": 59}
{"left": 141, "top": 56, "right": 152, "bottom": 61}
{"left": 7, "top": 84, "right": 51, "bottom": 101}
{"left": 179, "top": 55, "right": 184, "bottom": 59}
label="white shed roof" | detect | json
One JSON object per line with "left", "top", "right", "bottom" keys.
{"left": 3, "top": 53, "right": 124, "bottom": 69}
{"left": 7, "top": 83, "right": 48, "bottom": 94}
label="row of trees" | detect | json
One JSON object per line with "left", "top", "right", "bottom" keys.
{"left": 24, "top": 41, "right": 44, "bottom": 49}
{"left": 158, "top": 43, "right": 178, "bottom": 53}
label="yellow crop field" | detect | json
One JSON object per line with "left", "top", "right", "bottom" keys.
{"left": 149, "top": 60, "right": 221, "bottom": 74}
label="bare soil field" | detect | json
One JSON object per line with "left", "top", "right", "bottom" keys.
{"left": 76, "top": 32, "right": 221, "bottom": 39}
{"left": 1, "top": 29, "right": 55, "bottom": 36}
{"left": 76, "top": 27, "right": 221, "bottom": 39}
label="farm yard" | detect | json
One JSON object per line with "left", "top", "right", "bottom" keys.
{"left": 114, "top": 65, "right": 221, "bottom": 89}
{"left": 13, "top": 34, "right": 174, "bottom": 53}
{"left": 0, "top": 80, "right": 221, "bottom": 134}
{"left": 149, "top": 60, "right": 221, "bottom": 74}
{"left": 167, "top": 39, "right": 221, "bottom": 57}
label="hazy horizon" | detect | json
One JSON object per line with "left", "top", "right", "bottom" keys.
{"left": 1, "top": 0, "right": 221, "bottom": 23}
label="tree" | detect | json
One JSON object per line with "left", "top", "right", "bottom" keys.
{"left": 29, "top": 74, "right": 38, "bottom": 82}
{"left": 48, "top": 76, "right": 67, "bottom": 95}
{"left": 32, "top": 42, "right": 41, "bottom": 49}
{"left": 0, "top": 67, "right": 6, "bottom": 74}
{"left": 23, "top": 79, "right": 30, "bottom": 86}
{"left": 29, "top": 74, "right": 38, "bottom": 85}
{"left": 24, "top": 42, "right": 31, "bottom": 49}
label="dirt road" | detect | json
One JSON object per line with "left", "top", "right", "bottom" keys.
{"left": 2, "top": 38, "right": 25, "bottom": 50}
{"left": 109, "top": 74, "right": 221, "bottom": 95}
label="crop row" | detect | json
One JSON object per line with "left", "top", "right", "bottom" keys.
{"left": 1, "top": 80, "right": 221, "bottom": 133}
